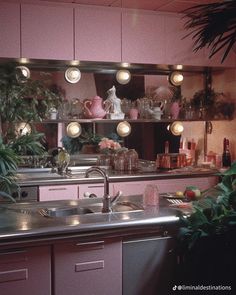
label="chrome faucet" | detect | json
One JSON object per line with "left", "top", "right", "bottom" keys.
{"left": 85, "top": 166, "right": 122, "bottom": 213}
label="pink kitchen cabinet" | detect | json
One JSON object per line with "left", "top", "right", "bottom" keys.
{"left": 53, "top": 238, "right": 122, "bottom": 295}
{"left": 204, "top": 45, "right": 236, "bottom": 68}
{"left": 78, "top": 183, "right": 113, "bottom": 198}
{"left": 39, "top": 184, "right": 79, "bottom": 201}
{"left": 0, "top": 2, "right": 20, "bottom": 58}
{"left": 0, "top": 245, "right": 51, "bottom": 295}
{"left": 75, "top": 5, "right": 121, "bottom": 62}
{"left": 122, "top": 9, "right": 165, "bottom": 64}
{"left": 164, "top": 13, "right": 205, "bottom": 66}
{"left": 21, "top": 3, "right": 73, "bottom": 60}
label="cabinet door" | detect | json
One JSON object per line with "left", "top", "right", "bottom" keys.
{"left": 39, "top": 184, "right": 79, "bottom": 201}
{"left": 21, "top": 3, "right": 73, "bottom": 60}
{"left": 54, "top": 239, "right": 122, "bottom": 295}
{"left": 0, "top": 246, "right": 51, "bottom": 295}
{"left": 0, "top": 2, "right": 20, "bottom": 58}
{"left": 204, "top": 45, "right": 236, "bottom": 68}
{"left": 123, "top": 236, "right": 176, "bottom": 295}
{"left": 75, "top": 5, "right": 121, "bottom": 62}
{"left": 122, "top": 9, "right": 165, "bottom": 64}
{"left": 164, "top": 13, "right": 205, "bottom": 66}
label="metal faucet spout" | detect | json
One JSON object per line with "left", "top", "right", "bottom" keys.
{"left": 85, "top": 166, "right": 111, "bottom": 213}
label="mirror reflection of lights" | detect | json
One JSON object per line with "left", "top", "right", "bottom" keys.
{"left": 19, "top": 57, "right": 29, "bottom": 64}
{"left": 70, "top": 60, "right": 80, "bottom": 66}
{"left": 121, "top": 213, "right": 131, "bottom": 220}
{"left": 65, "top": 67, "right": 81, "bottom": 83}
{"left": 20, "top": 221, "right": 30, "bottom": 231}
{"left": 168, "top": 71, "right": 184, "bottom": 86}
{"left": 69, "top": 201, "right": 78, "bottom": 206}
{"left": 176, "top": 64, "right": 183, "bottom": 70}
{"left": 168, "top": 121, "right": 184, "bottom": 136}
{"left": 121, "top": 62, "right": 130, "bottom": 68}
{"left": 15, "top": 122, "right": 32, "bottom": 136}
{"left": 116, "top": 121, "right": 131, "bottom": 137}
{"left": 69, "top": 217, "right": 80, "bottom": 226}
{"left": 116, "top": 69, "right": 131, "bottom": 84}
{"left": 66, "top": 122, "right": 82, "bottom": 138}
{"left": 15, "top": 66, "right": 30, "bottom": 83}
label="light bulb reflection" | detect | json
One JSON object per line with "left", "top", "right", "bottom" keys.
{"left": 168, "top": 121, "right": 184, "bottom": 136}
{"left": 116, "top": 70, "right": 131, "bottom": 85}
{"left": 116, "top": 121, "right": 131, "bottom": 137}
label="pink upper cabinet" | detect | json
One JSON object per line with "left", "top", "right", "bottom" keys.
{"left": 122, "top": 9, "right": 165, "bottom": 64}
{"left": 164, "top": 13, "right": 205, "bottom": 66}
{"left": 75, "top": 5, "right": 121, "bottom": 62}
{"left": 204, "top": 45, "right": 236, "bottom": 68}
{"left": 0, "top": 2, "right": 20, "bottom": 58}
{"left": 21, "top": 3, "right": 74, "bottom": 60}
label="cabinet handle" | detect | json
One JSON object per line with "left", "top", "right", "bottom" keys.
{"left": 48, "top": 187, "right": 67, "bottom": 191}
{"left": 0, "top": 268, "right": 28, "bottom": 283}
{"left": 75, "top": 240, "right": 104, "bottom": 250}
{"left": 87, "top": 185, "right": 104, "bottom": 188}
{"left": 75, "top": 260, "right": 104, "bottom": 272}
{"left": 0, "top": 249, "right": 27, "bottom": 256}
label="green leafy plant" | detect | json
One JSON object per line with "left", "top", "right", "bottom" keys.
{"left": 8, "top": 132, "right": 46, "bottom": 156}
{"left": 0, "top": 137, "right": 20, "bottom": 202}
{"left": 179, "top": 162, "right": 236, "bottom": 249}
{"left": 183, "top": 1, "right": 236, "bottom": 63}
{"left": 0, "top": 64, "right": 63, "bottom": 124}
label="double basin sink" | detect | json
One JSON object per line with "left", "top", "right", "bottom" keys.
{"left": 4, "top": 198, "right": 144, "bottom": 218}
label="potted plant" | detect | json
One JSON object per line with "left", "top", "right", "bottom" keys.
{"left": 177, "top": 162, "right": 236, "bottom": 286}
{"left": 0, "top": 64, "right": 63, "bottom": 126}
{"left": 0, "top": 136, "right": 20, "bottom": 202}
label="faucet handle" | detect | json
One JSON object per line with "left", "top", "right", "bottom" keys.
{"left": 111, "top": 190, "right": 123, "bottom": 205}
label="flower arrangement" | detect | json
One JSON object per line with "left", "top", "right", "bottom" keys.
{"left": 98, "top": 137, "right": 121, "bottom": 154}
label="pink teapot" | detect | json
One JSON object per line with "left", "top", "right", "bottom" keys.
{"left": 83, "top": 96, "right": 110, "bottom": 119}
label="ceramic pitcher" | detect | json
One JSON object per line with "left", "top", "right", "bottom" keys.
{"left": 83, "top": 96, "right": 109, "bottom": 119}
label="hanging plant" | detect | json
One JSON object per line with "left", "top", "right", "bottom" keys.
{"left": 183, "top": 1, "right": 236, "bottom": 63}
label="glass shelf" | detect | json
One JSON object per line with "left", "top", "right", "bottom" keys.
{"left": 40, "top": 118, "right": 229, "bottom": 124}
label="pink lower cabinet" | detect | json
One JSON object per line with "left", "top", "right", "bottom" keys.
{"left": 78, "top": 183, "right": 113, "bottom": 198}
{"left": 0, "top": 246, "right": 51, "bottom": 295}
{"left": 39, "top": 184, "right": 79, "bottom": 201}
{"left": 53, "top": 239, "right": 122, "bottom": 295}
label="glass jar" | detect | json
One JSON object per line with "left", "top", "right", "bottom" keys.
{"left": 125, "top": 149, "right": 139, "bottom": 171}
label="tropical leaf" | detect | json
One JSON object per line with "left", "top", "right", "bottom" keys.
{"left": 183, "top": 1, "right": 236, "bottom": 63}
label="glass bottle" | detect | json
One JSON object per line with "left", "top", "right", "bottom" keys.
{"left": 222, "top": 138, "right": 231, "bottom": 167}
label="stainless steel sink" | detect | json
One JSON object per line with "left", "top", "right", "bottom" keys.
{"left": 38, "top": 206, "right": 94, "bottom": 217}
{"left": 3, "top": 198, "right": 144, "bottom": 218}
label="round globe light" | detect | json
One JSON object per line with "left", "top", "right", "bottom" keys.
{"left": 116, "top": 70, "right": 131, "bottom": 85}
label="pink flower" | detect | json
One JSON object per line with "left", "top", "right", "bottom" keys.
{"left": 98, "top": 138, "right": 121, "bottom": 151}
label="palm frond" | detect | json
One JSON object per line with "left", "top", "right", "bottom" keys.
{"left": 183, "top": 1, "right": 236, "bottom": 63}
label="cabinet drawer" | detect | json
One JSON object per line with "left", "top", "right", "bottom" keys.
{"left": 39, "top": 185, "right": 79, "bottom": 201}
{"left": 53, "top": 239, "right": 122, "bottom": 295}
{"left": 0, "top": 246, "right": 51, "bottom": 295}
{"left": 78, "top": 184, "right": 112, "bottom": 198}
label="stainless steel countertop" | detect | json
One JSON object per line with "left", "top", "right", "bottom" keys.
{"left": 0, "top": 196, "right": 183, "bottom": 246}
{"left": 16, "top": 166, "right": 219, "bottom": 186}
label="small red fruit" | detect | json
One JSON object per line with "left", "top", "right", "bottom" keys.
{"left": 184, "top": 190, "right": 195, "bottom": 200}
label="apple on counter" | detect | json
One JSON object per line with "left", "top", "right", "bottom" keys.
{"left": 184, "top": 186, "right": 201, "bottom": 201}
